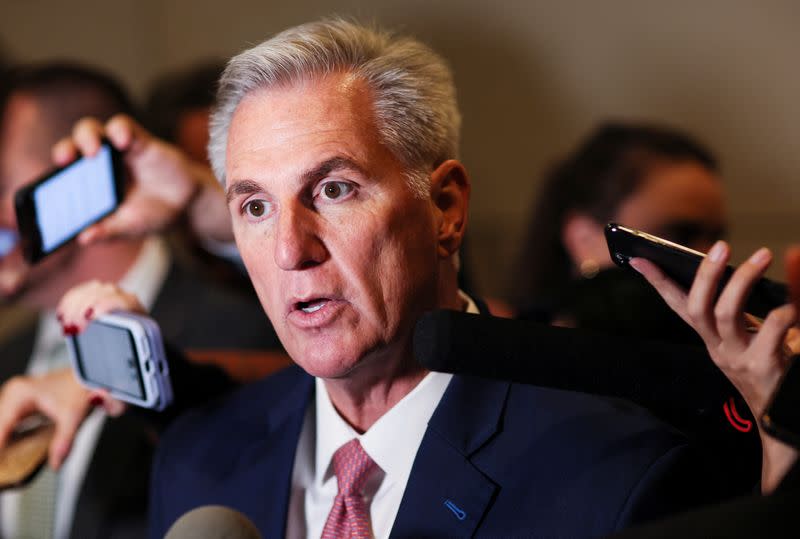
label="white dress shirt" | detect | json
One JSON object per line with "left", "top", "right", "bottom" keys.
{"left": 286, "top": 293, "right": 478, "bottom": 539}
{"left": 1, "top": 237, "right": 170, "bottom": 539}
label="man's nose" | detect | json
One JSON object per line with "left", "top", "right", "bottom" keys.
{"left": 273, "top": 202, "right": 327, "bottom": 271}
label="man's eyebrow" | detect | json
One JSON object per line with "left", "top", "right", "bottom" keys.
{"left": 226, "top": 179, "right": 263, "bottom": 204}
{"left": 225, "top": 157, "right": 365, "bottom": 203}
{"left": 301, "top": 156, "right": 365, "bottom": 185}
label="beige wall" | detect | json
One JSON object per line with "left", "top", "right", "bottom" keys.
{"left": 3, "top": 0, "right": 798, "bottom": 297}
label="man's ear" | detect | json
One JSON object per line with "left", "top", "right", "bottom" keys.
{"left": 429, "top": 159, "right": 470, "bottom": 259}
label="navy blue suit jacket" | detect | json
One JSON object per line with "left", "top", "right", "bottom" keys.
{"left": 150, "top": 364, "right": 705, "bottom": 538}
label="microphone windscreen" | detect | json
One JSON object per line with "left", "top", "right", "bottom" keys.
{"left": 164, "top": 505, "right": 262, "bottom": 539}
{"left": 413, "top": 309, "right": 758, "bottom": 443}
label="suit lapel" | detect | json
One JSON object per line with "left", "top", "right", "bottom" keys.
{"left": 228, "top": 370, "right": 314, "bottom": 537}
{"left": 391, "top": 375, "right": 509, "bottom": 538}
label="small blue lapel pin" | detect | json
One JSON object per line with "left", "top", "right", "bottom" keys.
{"left": 444, "top": 499, "right": 467, "bottom": 521}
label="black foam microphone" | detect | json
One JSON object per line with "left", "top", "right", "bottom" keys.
{"left": 164, "top": 506, "right": 262, "bottom": 539}
{"left": 413, "top": 309, "right": 759, "bottom": 443}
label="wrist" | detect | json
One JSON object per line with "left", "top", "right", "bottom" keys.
{"left": 759, "top": 427, "right": 799, "bottom": 493}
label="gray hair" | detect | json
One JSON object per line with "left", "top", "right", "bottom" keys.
{"left": 208, "top": 18, "right": 461, "bottom": 196}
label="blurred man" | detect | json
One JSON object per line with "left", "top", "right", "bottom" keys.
{"left": 0, "top": 62, "right": 281, "bottom": 539}
{"left": 144, "top": 61, "right": 223, "bottom": 166}
{"left": 143, "top": 61, "right": 251, "bottom": 283}
{"left": 54, "top": 20, "right": 715, "bottom": 538}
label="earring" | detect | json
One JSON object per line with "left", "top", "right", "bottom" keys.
{"left": 579, "top": 259, "right": 600, "bottom": 279}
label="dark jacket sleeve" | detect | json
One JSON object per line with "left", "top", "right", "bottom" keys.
{"left": 134, "top": 342, "right": 238, "bottom": 429}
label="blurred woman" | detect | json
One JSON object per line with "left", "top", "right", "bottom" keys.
{"left": 512, "top": 122, "right": 727, "bottom": 343}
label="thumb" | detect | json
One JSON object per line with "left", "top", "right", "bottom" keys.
{"left": 91, "top": 390, "right": 128, "bottom": 417}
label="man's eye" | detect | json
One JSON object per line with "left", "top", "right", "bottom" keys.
{"left": 244, "top": 199, "right": 268, "bottom": 218}
{"left": 321, "top": 181, "right": 353, "bottom": 200}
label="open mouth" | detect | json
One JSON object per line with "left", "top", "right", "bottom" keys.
{"left": 296, "top": 298, "right": 329, "bottom": 314}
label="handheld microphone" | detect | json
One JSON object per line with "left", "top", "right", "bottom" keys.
{"left": 413, "top": 309, "right": 759, "bottom": 443}
{"left": 164, "top": 505, "right": 262, "bottom": 539}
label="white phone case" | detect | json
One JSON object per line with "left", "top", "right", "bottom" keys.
{"left": 66, "top": 312, "right": 173, "bottom": 410}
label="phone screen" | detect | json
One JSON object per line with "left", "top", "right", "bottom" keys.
{"left": 32, "top": 144, "right": 117, "bottom": 252}
{"left": 72, "top": 321, "right": 146, "bottom": 400}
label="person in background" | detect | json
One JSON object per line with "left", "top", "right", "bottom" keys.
{"left": 144, "top": 60, "right": 223, "bottom": 167}
{"left": 142, "top": 61, "right": 254, "bottom": 285}
{"left": 512, "top": 122, "right": 726, "bottom": 343}
{"left": 0, "top": 62, "right": 283, "bottom": 539}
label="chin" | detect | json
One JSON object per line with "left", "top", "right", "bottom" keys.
{"left": 288, "top": 337, "right": 371, "bottom": 380}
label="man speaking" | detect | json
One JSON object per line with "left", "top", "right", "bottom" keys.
{"left": 55, "top": 19, "right": 707, "bottom": 538}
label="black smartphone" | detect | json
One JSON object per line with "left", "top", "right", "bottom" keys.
{"left": 605, "top": 223, "right": 788, "bottom": 319}
{"left": 14, "top": 141, "right": 126, "bottom": 264}
{"left": 762, "top": 356, "right": 800, "bottom": 449}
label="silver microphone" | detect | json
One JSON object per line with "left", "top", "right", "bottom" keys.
{"left": 163, "top": 505, "right": 262, "bottom": 539}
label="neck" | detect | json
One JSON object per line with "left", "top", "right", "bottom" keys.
{"left": 323, "top": 354, "right": 428, "bottom": 433}
{"left": 324, "top": 271, "right": 464, "bottom": 433}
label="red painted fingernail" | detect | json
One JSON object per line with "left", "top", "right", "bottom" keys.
{"left": 89, "top": 395, "right": 104, "bottom": 407}
{"left": 84, "top": 307, "right": 94, "bottom": 320}
{"left": 63, "top": 324, "right": 79, "bottom": 336}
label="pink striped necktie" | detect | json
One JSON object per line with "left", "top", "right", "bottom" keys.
{"left": 321, "top": 438, "right": 377, "bottom": 539}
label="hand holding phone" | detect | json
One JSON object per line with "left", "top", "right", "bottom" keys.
{"left": 52, "top": 115, "right": 231, "bottom": 246}
{"left": 67, "top": 312, "right": 173, "bottom": 410}
{"left": 14, "top": 140, "right": 126, "bottom": 264}
{"left": 626, "top": 233, "right": 799, "bottom": 492}
{"left": 605, "top": 223, "right": 787, "bottom": 318}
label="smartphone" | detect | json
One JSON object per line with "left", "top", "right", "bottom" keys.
{"left": 605, "top": 223, "right": 788, "bottom": 319}
{"left": 762, "top": 356, "right": 800, "bottom": 449}
{"left": 14, "top": 141, "right": 126, "bottom": 264}
{"left": 66, "top": 312, "right": 173, "bottom": 410}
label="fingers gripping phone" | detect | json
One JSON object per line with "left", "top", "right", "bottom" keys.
{"left": 605, "top": 223, "right": 788, "bottom": 319}
{"left": 66, "top": 312, "right": 173, "bottom": 410}
{"left": 14, "top": 141, "right": 126, "bottom": 264}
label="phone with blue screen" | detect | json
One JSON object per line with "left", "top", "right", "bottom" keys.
{"left": 14, "top": 141, "right": 126, "bottom": 263}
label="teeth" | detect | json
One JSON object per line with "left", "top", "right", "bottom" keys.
{"left": 301, "top": 301, "right": 325, "bottom": 314}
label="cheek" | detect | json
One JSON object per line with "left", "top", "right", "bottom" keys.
{"left": 234, "top": 231, "right": 281, "bottom": 315}
{"left": 354, "top": 207, "right": 438, "bottom": 316}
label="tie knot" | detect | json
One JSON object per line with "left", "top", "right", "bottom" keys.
{"left": 331, "top": 439, "right": 376, "bottom": 497}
